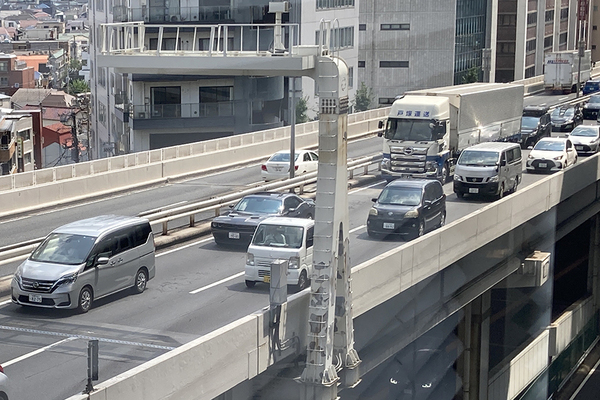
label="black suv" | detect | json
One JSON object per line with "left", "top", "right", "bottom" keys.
{"left": 583, "top": 94, "right": 600, "bottom": 119}
{"left": 520, "top": 105, "right": 551, "bottom": 149}
{"left": 211, "top": 192, "right": 315, "bottom": 246}
{"left": 551, "top": 105, "right": 583, "bottom": 132}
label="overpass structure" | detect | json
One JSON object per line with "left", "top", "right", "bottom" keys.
{"left": 2, "top": 20, "right": 600, "bottom": 400}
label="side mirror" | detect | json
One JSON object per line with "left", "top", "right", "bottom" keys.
{"left": 371, "top": 198, "right": 377, "bottom": 202}
{"left": 423, "top": 200, "right": 432, "bottom": 207}
{"left": 97, "top": 256, "right": 109, "bottom": 265}
{"left": 378, "top": 120, "right": 384, "bottom": 129}
{"left": 287, "top": 207, "right": 296, "bottom": 213}
{"left": 377, "top": 131, "right": 384, "bottom": 137}
{"left": 500, "top": 159, "right": 506, "bottom": 166}
{"left": 228, "top": 204, "right": 234, "bottom": 209}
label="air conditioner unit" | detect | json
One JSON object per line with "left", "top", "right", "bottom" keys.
{"left": 14, "top": 82, "right": 19, "bottom": 88}
{"left": 501, "top": 251, "right": 550, "bottom": 288}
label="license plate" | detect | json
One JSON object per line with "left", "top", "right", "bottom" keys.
{"left": 575, "top": 146, "right": 583, "bottom": 150}
{"left": 228, "top": 232, "right": 240, "bottom": 239}
{"left": 469, "top": 188, "right": 479, "bottom": 194}
{"left": 538, "top": 162, "right": 547, "bottom": 168}
{"left": 383, "top": 222, "right": 395, "bottom": 229}
{"left": 29, "top": 294, "right": 42, "bottom": 303}
{"left": 263, "top": 275, "right": 270, "bottom": 283}
{"left": 274, "top": 167, "right": 282, "bottom": 171}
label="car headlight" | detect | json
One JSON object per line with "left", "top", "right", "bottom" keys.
{"left": 527, "top": 154, "right": 534, "bottom": 159}
{"left": 454, "top": 174, "right": 462, "bottom": 181}
{"left": 246, "top": 253, "right": 254, "bottom": 266}
{"left": 288, "top": 256, "right": 300, "bottom": 269}
{"left": 425, "top": 161, "right": 438, "bottom": 172}
{"left": 553, "top": 155, "right": 564, "bottom": 160}
{"left": 13, "top": 269, "right": 22, "bottom": 287}
{"left": 369, "top": 207, "right": 378, "bottom": 216}
{"left": 488, "top": 175, "right": 499, "bottom": 182}
{"left": 56, "top": 272, "right": 78, "bottom": 287}
{"left": 405, "top": 209, "right": 419, "bottom": 218}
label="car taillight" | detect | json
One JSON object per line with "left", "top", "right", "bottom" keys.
{"left": 0, "top": 364, "right": 4, "bottom": 373}
{"left": 261, "top": 165, "right": 267, "bottom": 171}
{"left": 294, "top": 165, "right": 298, "bottom": 170}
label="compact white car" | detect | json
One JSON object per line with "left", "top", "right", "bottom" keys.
{"left": 526, "top": 137, "right": 577, "bottom": 173}
{"left": 568, "top": 125, "right": 600, "bottom": 155}
{"left": 0, "top": 364, "right": 9, "bottom": 400}
{"left": 261, "top": 150, "right": 319, "bottom": 181}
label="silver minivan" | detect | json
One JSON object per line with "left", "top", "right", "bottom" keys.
{"left": 453, "top": 142, "right": 522, "bottom": 200}
{"left": 11, "top": 215, "right": 155, "bottom": 313}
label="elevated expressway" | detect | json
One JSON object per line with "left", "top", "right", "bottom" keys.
{"left": 1, "top": 21, "right": 599, "bottom": 400}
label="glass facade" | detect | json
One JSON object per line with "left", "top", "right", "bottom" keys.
{"left": 454, "top": 0, "right": 487, "bottom": 84}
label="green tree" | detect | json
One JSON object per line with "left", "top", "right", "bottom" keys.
{"left": 68, "top": 58, "right": 82, "bottom": 73}
{"left": 68, "top": 79, "right": 90, "bottom": 95}
{"left": 354, "top": 82, "right": 373, "bottom": 112}
{"left": 296, "top": 95, "right": 309, "bottom": 124}
{"left": 461, "top": 67, "right": 480, "bottom": 84}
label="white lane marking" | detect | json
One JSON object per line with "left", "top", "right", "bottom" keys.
{"left": 2, "top": 337, "right": 76, "bottom": 367}
{"left": 349, "top": 180, "right": 385, "bottom": 194}
{"left": 558, "top": 96, "right": 570, "bottom": 101}
{"left": 157, "top": 236, "right": 214, "bottom": 257}
{"left": 0, "top": 299, "right": 10, "bottom": 307}
{"left": 569, "top": 355, "right": 600, "bottom": 400}
{"left": 350, "top": 225, "right": 365, "bottom": 234}
{"left": 189, "top": 272, "right": 245, "bottom": 294}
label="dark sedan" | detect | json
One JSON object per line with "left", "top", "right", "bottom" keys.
{"left": 582, "top": 94, "right": 600, "bottom": 119}
{"left": 367, "top": 179, "right": 446, "bottom": 240}
{"left": 551, "top": 105, "right": 583, "bottom": 132}
{"left": 211, "top": 192, "right": 315, "bottom": 246}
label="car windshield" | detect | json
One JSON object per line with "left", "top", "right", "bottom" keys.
{"left": 521, "top": 116, "right": 540, "bottom": 129}
{"left": 233, "top": 196, "right": 283, "bottom": 214}
{"left": 534, "top": 141, "right": 565, "bottom": 151}
{"left": 268, "top": 152, "right": 300, "bottom": 162}
{"left": 589, "top": 96, "right": 600, "bottom": 104}
{"left": 384, "top": 118, "right": 436, "bottom": 141}
{"left": 377, "top": 187, "right": 422, "bottom": 206}
{"left": 252, "top": 224, "right": 304, "bottom": 248}
{"left": 551, "top": 108, "right": 574, "bottom": 118}
{"left": 30, "top": 233, "right": 96, "bottom": 265}
{"left": 570, "top": 127, "right": 599, "bottom": 137}
{"left": 457, "top": 150, "right": 499, "bottom": 167}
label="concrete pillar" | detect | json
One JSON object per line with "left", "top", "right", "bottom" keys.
{"left": 458, "top": 291, "right": 491, "bottom": 400}
{"left": 588, "top": 214, "right": 600, "bottom": 310}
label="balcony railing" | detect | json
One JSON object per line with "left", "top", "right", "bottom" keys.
{"left": 131, "top": 102, "right": 235, "bottom": 119}
{"left": 113, "top": 5, "right": 232, "bottom": 23}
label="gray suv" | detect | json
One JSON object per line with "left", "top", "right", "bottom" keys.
{"left": 12, "top": 215, "right": 155, "bottom": 313}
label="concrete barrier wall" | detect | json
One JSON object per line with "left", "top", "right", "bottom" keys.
{"left": 64, "top": 151, "right": 600, "bottom": 400}
{"left": 488, "top": 330, "right": 550, "bottom": 400}
{"left": 549, "top": 297, "right": 595, "bottom": 357}
{"left": 0, "top": 108, "right": 389, "bottom": 218}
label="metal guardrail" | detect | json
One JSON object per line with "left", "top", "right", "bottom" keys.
{"left": 0, "top": 155, "right": 381, "bottom": 264}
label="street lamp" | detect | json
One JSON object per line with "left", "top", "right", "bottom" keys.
{"left": 60, "top": 111, "right": 79, "bottom": 163}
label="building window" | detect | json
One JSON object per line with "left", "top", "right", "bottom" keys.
{"left": 593, "top": 45, "right": 597, "bottom": 50}
{"left": 527, "top": 12, "right": 537, "bottom": 26}
{"left": 594, "top": 26, "right": 598, "bottom": 31}
{"left": 560, "top": 8, "right": 569, "bottom": 20}
{"left": 96, "top": 0, "right": 104, "bottom": 12}
{"left": 498, "top": 14, "right": 516, "bottom": 26}
{"left": 378, "top": 98, "right": 396, "bottom": 105}
{"left": 0, "top": 62, "right": 7, "bottom": 72}
{"left": 380, "top": 61, "right": 409, "bottom": 68}
{"left": 315, "top": 26, "right": 354, "bottom": 49}
{"left": 499, "top": 42, "right": 515, "bottom": 54}
{"left": 544, "top": 36, "right": 553, "bottom": 49}
{"left": 559, "top": 32, "right": 567, "bottom": 45}
{"left": 358, "top": 61, "right": 365, "bottom": 68}
{"left": 316, "top": 0, "right": 354, "bottom": 10}
{"left": 348, "top": 67, "right": 353, "bottom": 88}
{"left": 23, "top": 153, "right": 31, "bottom": 165}
{"left": 199, "top": 86, "right": 233, "bottom": 116}
{"left": 526, "top": 39, "right": 536, "bottom": 53}
{"left": 98, "top": 102, "right": 106, "bottom": 126}
{"left": 98, "top": 67, "right": 106, "bottom": 87}
{"left": 151, "top": 87, "right": 181, "bottom": 118}
{"left": 545, "top": 10, "right": 554, "bottom": 23}
{"left": 380, "top": 23, "right": 410, "bottom": 31}
{"left": 359, "top": 24, "right": 366, "bottom": 31}
{"left": 525, "top": 66, "right": 536, "bottom": 78}
{"left": 0, "top": 77, "right": 8, "bottom": 86}
{"left": 17, "top": 129, "right": 30, "bottom": 141}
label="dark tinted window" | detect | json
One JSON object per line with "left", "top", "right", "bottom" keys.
{"left": 284, "top": 196, "right": 302, "bottom": 210}
{"left": 133, "top": 223, "right": 152, "bottom": 247}
{"left": 306, "top": 226, "right": 314, "bottom": 248}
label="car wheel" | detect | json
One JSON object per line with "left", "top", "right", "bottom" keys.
{"left": 439, "top": 163, "right": 449, "bottom": 185}
{"left": 511, "top": 176, "right": 519, "bottom": 193}
{"left": 412, "top": 219, "right": 425, "bottom": 240}
{"left": 296, "top": 270, "right": 309, "bottom": 292}
{"left": 77, "top": 286, "right": 93, "bottom": 313}
{"left": 438, "top": 211, "right": 446, "bottom": 228}
{"left": 0, "top": 391, "right": 7, "bottom": 400}
{"left": 245, "top": 280, "right": 256, "bottom": 288}
{"left": 497, "top": 183, "right": 505, "bottom": 200}
{"left": 133, "top": 268, "right": 148, "bottom": 294}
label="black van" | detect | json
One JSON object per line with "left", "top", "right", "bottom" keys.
{"left": 520, "top": 105, "right": 551, "bottom": 149}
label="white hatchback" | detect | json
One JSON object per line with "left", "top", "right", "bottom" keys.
{"left": 526, "top": 137, "right": 577, "bottom": 173}
{"left": 261, "top": 150, "right": 319, "bottom": 181}
{"left": 0, "top": 364, "right": 9, "bottom": 400}
{"left": 568, "top": 125, "right": 600, "bottom": 155}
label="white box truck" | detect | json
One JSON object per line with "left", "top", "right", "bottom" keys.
{"left": 544, "top": 50, "right": 591, "bottom": 93}
{"left": 378, "top": 82, "right": 524, "bottom": 183}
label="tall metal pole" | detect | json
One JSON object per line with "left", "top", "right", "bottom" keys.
{"left": 577, "top": 21, "right": 583, "bottom": 98}
{"left": 290, "top": 76, "right": 296, "bottom": 180}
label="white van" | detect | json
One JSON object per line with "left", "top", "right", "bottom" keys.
{"left": 245, "top": 217, "right": 314, "bottom": 291}
{"left": 453, "top": 142, "right": 522, "bottom": 200}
